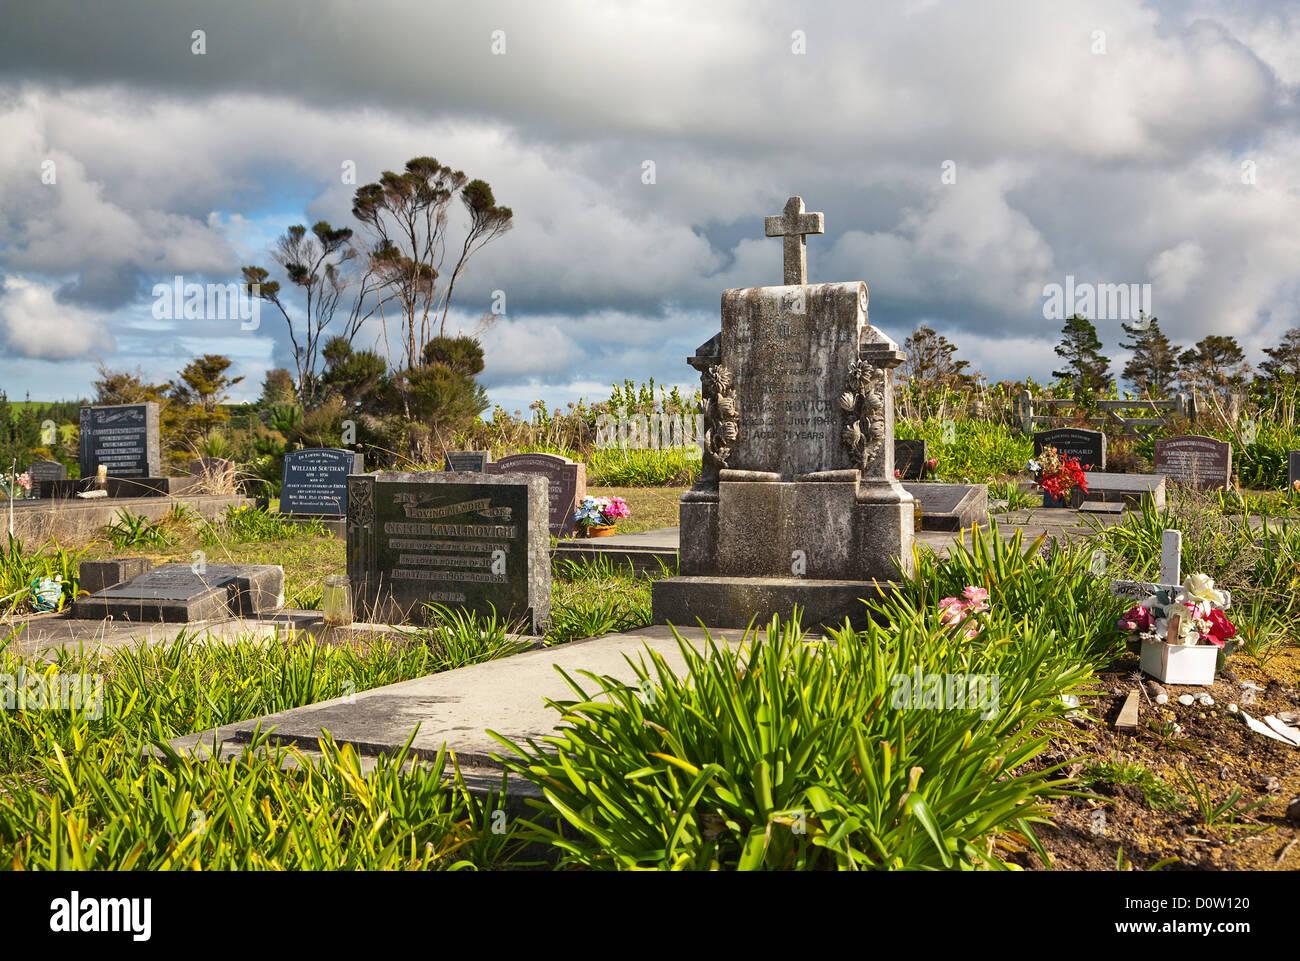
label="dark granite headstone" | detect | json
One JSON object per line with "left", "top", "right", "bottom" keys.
{"left": 79, "top": 403, "right": 161, "bottom": 478}
{"left": 346, "top": 471, "right": 550, "bottom": 632}
{"left": 486, "top": 453, "right": 586, "bottom": 537}
{"left": 71, "top": 563, "right": 284, "bottom": 622}
{"left": 894, "top": 439, "right": 928, "bottom": 480}
{"left": 444, "top": 450, "right": 492, "bottom": 472}
{"left": 78, "top": 558, "right": 153, "bottom": 595}
{"left": 1290, "top": 450, "right": 1300, "bottom": 492}
{"left": 1153, "top": 435, "right": 1231, "bottom": 490}
{"left": 1033, "top": 428, "right": 1106, "bottom": 471}
{"left": 280, "top": 448, "right": 364, "bottom": 516}
{"left": 189, "top": 456, "right": 237, "bottom": 492}
{"left": 25, "top": 460, "right": 67, "bottom": 498}
{"left": 901, "top": 482, "right": 987, "bottom": 531}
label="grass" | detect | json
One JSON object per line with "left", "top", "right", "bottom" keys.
{"left": 0, "top": 629, "right": 534, "bottom": 870}
{"left": 1079, "top": 756, "right": 1183, "bottom": 813}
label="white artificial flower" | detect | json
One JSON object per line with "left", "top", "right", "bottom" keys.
{"left": 1178, "top": 573, "right": 1226, "bottom": 609}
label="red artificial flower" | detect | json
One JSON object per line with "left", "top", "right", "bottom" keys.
{"left": 1205, "top": 608, "right": 1236, "bottom": 646}
{"left": 1117, "top": 603, "right": 1152, "bottom": 632}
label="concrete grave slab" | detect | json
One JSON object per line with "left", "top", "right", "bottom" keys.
{"left": 71, "top": 563, "right": 284, "bottom": 622}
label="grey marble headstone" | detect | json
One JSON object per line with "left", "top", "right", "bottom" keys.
{"left": 79, "top": 403, "right": 161, "bottom": 478}
{"left": 71, "top": 563, "right": 284, "bottom": 622}
{"left": 1153, "top": 435, "right": 1231, "bottom": 490}
{"left": 444, "top": 450, "right": 492, "bottom": 472}
{"left": 25, "top": 460, "right": 67, "bottom": 498}
{"left": 486, "top": 452, "right": 585, "bottom": 536}
{"left": 894, "top": 439, "right": 928, "bottom": 480}
{"left": 346, "top": 471, "right": 550, "bottom": 632}
{"left": 281, "top": 448, "right": 364, "bottom": 516}
{"left": 1033, "top": 428, "right": 1106, "bottom": 471}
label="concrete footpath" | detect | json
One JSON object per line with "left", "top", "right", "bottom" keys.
{"left": 167, "top": 624, "right": 748, "bottom": 795}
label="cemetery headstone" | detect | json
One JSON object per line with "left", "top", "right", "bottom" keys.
{"left": 71, "top": 563, "right": 284, "bottom": 622}
{"left": 79, "top": 403, "right": 161, "bottom": 479}
{"left": 1153, "top": 435, "right": 1232, "bottom": 490}
{"left": 280, "top": 448, "right": 364, "bottom": 516}
{"left": 894, "top": 439, "right": 928, "bottom": 480}
{"left": 653, "top": 195, "right": 914, "bottom": 630}
{"left": 444, "top": 450, "right": 492, "bottom": 473}
{"left": 346, "top": 471, "right": 550, "bottom": 632}
{"left": 189, "top": 456, "right": 237, "bottom": 493}
{"left": 1033, "top": 427, "right": 1106, "bottom": 471}
{"left": 1287, "top": 450, "right": 1299, "bottom": 492}
{"left": 25, "top": 460, "right": 67, "bottom": 498}
{"left": 486, "top": 453, "right": 585, "bottom": 537}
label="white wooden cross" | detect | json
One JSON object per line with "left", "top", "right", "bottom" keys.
{"left": 764, "top": 195, "right": 824, "bottom": 285}
{"left": 1108, "top": 528, "right": 1231, "bottom": 608}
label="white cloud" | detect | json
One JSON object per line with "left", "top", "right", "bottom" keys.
{"left": 0, "top": 276, "right": 115, "bottom": 359}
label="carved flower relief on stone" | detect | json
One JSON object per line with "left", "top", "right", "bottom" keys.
{"left": 841, "top": 358, "right": 884, "bottom": 471}
{"left": 701, "top": 364, "right": 739, "bottom": 471}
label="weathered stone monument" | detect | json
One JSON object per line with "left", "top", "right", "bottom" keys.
{"left": 1154, "top": 435, "right": 1232, "bottom": 490}
{"left": 79, "top": 403, "right": 162, "bottom": 479}
{"left": 346, "top": 471, "right": 550, "bottom": 632}
{"left": 280, "top": 448, "right": 364, "bottom": 516}
{"left": 652, "top": 196, "right": 914, "bottom": 630}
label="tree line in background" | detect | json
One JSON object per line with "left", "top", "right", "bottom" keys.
{"left": 900, "top": 313, "right": 1300, "bottom": 414}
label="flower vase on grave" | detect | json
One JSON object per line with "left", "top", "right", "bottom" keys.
{"left": 584, "top": 524, "right": 616, "bottom": 538}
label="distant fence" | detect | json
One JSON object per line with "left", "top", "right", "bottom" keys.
{"left": 1014, "top": 390, "right": 1198, "bottom": 436}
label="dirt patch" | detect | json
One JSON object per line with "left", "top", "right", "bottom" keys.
{"left": 1012, "top": 645, "right": 1300, "bottom": 871}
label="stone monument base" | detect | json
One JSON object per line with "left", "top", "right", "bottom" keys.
{"left": 651, "top": 575, "right": 905, "bottom": 631}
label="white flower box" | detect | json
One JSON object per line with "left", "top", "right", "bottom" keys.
{"left": 1140, "top": 639, "right": 1218, "bottom": 686}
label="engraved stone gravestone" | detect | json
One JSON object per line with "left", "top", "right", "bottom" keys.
{"left": 280, "top": 448, "right": 364, "bottom": 516}
{"left": 444, "top": 450, "right": 492, "bottom": 472}
{"left": 25, "top": 460, "right": 67, "bottom": 498}
{"left": 1153, "top": 435, "right": 1232, "bottom": 491}
{"left": 653, "top": 196, "right": 914, "bottom": 630}
{"left": 1290, "top": 450, "right": 1300, "bottom": 492}
{"left": 894, "top": 439, "right": 928, "bottom": 480}
{"left": 486, "top": 452, "right": 585, "bottom": 537}
{"left": 71, "top": 563, "right": 284, "bottom": 622}
{"left": 79, "top": 403, "right": 162, "bottom": 479}
{"left": 1033, "top": 427, "right": 1106, "bottom": 471}
{"left": 346, "top": 471, "right": 550, "bottom": 632}
{"left": 189, "top": 456, "right": 237, "bottom": 493}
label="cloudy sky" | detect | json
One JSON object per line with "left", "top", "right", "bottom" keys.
{"left": 1, "top": 0, "right": 1298, "bottom": 412}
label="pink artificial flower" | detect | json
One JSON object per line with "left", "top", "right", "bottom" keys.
{"left": 894, "top": 468, "right": 901, "bottom": 478}
{"left": 961, "top": 586, "right": 989, "bottom": 612}
{"left": 926, "top": 458, "right": 938, "bottom": 470}
{"left": 1117, "top": 603, "right": 1152, "bottom": 633}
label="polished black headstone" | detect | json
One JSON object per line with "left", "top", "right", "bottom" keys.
{"left": 444, "top": 450, "right": 492, "bottom": 472}
{"left": 79, "top": 403, "right": 161, "bottom": 478}
{"left": 894, "top": 439, "right": 928, "bottom": 480}
{"left": 281, "top": 448, "right": 364, "bottom": 516}
{"left": 25, "top": 460, "right": 67, "bottom": 498}
{"left": 1033, "top": 428, "right": 1106, "bottom": 471}
{"left": 347, "top": 471, "right": 550, "bottom": 632}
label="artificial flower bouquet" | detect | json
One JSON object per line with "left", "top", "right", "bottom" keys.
{"left": 573, "top": 495, "right": 630, "bottom": 536}
{"left": 1027, "top": 446, "right": 1088, "bottom": 507}
{"left": 1118, "top": 573, "right": 1236, "bottom": 685}
{"left": 2, "top": 472, "right": 32, "bottom": 500}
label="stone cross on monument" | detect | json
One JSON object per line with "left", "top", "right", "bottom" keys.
{"left": 765, "top": 196, "right": 824, "bottom": 285}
